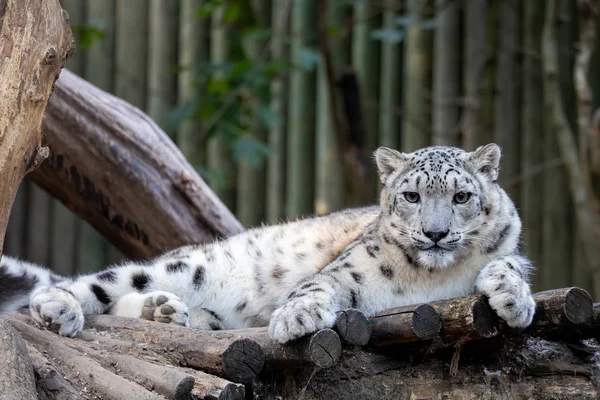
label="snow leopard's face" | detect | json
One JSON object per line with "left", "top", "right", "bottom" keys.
{"left": 376, "top": 144, "right": 504, "bottom": 270}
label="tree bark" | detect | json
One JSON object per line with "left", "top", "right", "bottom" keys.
{"left": 494, "top": 0, "right": 521, "bottom": 204}
{"left": 520, "top": 0, "right": 545, "bottom": 290}
{"left": 148, "top": 0, "right": 179, "bottom": 131}
{"left": 266, "top": 0, "right": 291, "bottom": 223}
{"left": 402, "top": 0, "right": 433, "bottom": 151}
{"left": 432, "top": 0, "right": 460, "bottom": 147}
{"left": 0, "top": 0, "right": 74, "bottom": 259}
{"left": 286, "top": 0, "right": 317, "bottom": 218}
{"left": 462, "top": 0, "right": 487, "bottom": 150}
{"left": 207, "top": 6, "right": 237, "bottom": 213}
{"left": 0, "top": 321, "right": 37, "bottom": 400}
{"left": 28, "top": 70, "right": 243, "bottom": 260}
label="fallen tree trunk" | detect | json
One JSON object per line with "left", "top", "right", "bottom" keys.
{"left": 3, "top": 286, "right": 600, "bottom": 399}
{"left": 29, "top": 70, "right": 244, "bottom": 260}
{"left": 0, "top": 0, "right": 73, "bottom": 259}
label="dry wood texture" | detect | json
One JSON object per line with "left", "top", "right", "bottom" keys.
{"left": 526, "top": 287, "right": 594, "bottom": 337}
{"left": 0, "top": 0, "right": 73, "bottom": 258}
{"left": 0, "top": 321, "right": 37, "bottom": 399}
{"left": 369, "top": 303, "right": 442, "bottom": 347}
{"left": 29, "top": 70, "right": 243, "bottom": 260}
{"left": 232, "top": 327, "right": 342, "bottom": 369}
{"left": 84, "top": 315, "right": 264, "bottom": 384}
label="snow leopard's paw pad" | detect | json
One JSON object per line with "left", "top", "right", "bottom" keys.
{"left": 29, "top": 286, "right": 84, "bottom": 337}
{"left": 268, "top": 299, "right": 336, "bottom": 343}
{"left": 141, "top": 291, "right": 190, "bottom": 327}
{"left": 476, "top": 258, "right": 536, "bottom": 329}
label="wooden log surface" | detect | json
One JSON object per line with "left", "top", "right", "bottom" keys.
{"left": 26, "top": 344, "right": 84, "bottom": 400}
{"left": 29, "top": 70, "right": 244, "bottom": 260}
{"left": 106, "top": 354, "right": 195, "bottom": 400}
{"left": 232, "top": 327, "right": 342, "bottom": 369}
{"left": 8, "top": 318, "right": 166, "bottom": 400}
{"left": 84, "top": 315, "right": 264, "bottom": 384}
{"left": 526, "top": 287, "right": 594, "bottom": 337}
{"left": 0, "top": 0, "right": 73, "bottom": 258}
{"left": 0, "top": 321, "right": 37, "bottom": 400}
{"left": 369, "top": 304, "right": 442, "bottom": 347}
{"left": 335, "top": 308, "right": 372, "bottom": 346}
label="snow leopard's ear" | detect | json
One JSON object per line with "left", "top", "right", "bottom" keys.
{"left": 465, "top": 143, "right": 501, "bottom": 182}
{"left": 375, "top": 147, "right": 409, "bottom": 184}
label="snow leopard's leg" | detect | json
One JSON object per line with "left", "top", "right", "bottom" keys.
{"left": 268, "top": 241, "right": 369, "bottom": 343}
{"left": 111, "top": 291, "right": 190, "bottom": 327}
{"left": 475, "top": 254, "right": 536, "bottom": 328}
{"left": 188, "top": 307, "right": 224, "bottom": 330}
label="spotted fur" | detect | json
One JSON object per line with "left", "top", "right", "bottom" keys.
{"left": 0, "top": 144, "right": 535, "bottom": 343}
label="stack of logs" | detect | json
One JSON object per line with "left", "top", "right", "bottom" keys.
{"left": 2, "top": 287, "right": 599, "bottom": 399}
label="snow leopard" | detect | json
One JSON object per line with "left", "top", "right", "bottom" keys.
{"left": 0, "top": 144, "right": 536, "bottom": 343}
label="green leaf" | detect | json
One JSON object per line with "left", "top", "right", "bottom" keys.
{"left": 71, "top": 24, "right": 105, "bottom": 50}
{"left": 243, "top": 28, "right": 272, "bottom": 42}
{"left": 197, "top": 0, "right": 223, "bottom": 18}
{"left": 327, "top": 24, "right": 343, "bottom": 37}
{"left": 420, "top": 18, "right": 439, "bottom": 30}
{"left": 371, "top": 28, "right": 404, "bottom": 43}
{"left": 162, "top": 100, "right": 199, "bottom": 134}
{"left": 296, "top": 48, "right": 321, "bottom": 71}
{"left": 232, "top": 135, "right": 274, "bottom": 167}
{"left": 395, "top": 16, "right": 414, "bottom": 26}
{"left": 257, "top": 104, "right": 282, "bottom": 130}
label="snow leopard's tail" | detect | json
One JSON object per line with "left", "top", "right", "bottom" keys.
{"left": 0, "top": 255, "right": 65, "bottom": 316}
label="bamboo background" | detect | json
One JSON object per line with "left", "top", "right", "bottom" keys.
{"left": 4, "top": 0, "right": 600, "bottom": 296}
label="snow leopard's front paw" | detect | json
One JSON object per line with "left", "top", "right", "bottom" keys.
{"left": 140, "top": 292, "right": 190, "bottom": 327}
{"left": 29, "top": 286, "right": 84, "bottom": 337}
{"left": 268, "top": 299, "right": 337, "bottom": 343}
{"left": 475, "top": 255, "right": 536, "bottom": 329}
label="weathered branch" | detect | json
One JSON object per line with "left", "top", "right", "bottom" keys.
{"left": 106, "top": 354, "right": 195, "bottom": 400}
{"left": 526, "top": 287, "right": 594, "bottom": 337}
{"left": 8, "top": 318, "right": 166, "bottom": 400}
{"left": 543, "top": 0, "right": 600, "bottom": 273}
{"left": 0, "top": 321, "right": 37, "bottom": 399}
{"left": 0, "top": 0, "right": 73, "bottom": 257}
{"left": 369, "top": 304, "right": 442, "bottom": 347}
{"left": 29, "top": 70, "right": 243, "bottom": 260}
{"left": 233, "top": 327, "right": 342, "bottom": 368}
{"left": 27, "top": 344, "right": 84, "bottom": 399}
{"left": 84, "top": 315, "right": 264, "bottom": 384}
{"left": 335, "top": 308, "right": 372, "bottom": 346}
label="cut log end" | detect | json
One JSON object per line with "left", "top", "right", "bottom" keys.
{"left": 305, "top": 328, "right": 342, "bottom": 368}
{"left": 564, "top": 287, "right": 593, "bottom": 325}
{"left": 472, "top": 297, "right": 501, "bottom": 338}
{"left": 412, "top": 304, "right": 442, "bottom": 340}
{"left": 219, "top": 382, "right": 247, "bottom": 400}
{"left": 222, "top": 338, "right": 265, "bottom": 384}
{"left": 335, "top": 309, "right": 372, "bottom": 346}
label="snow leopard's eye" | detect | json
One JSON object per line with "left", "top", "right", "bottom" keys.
{"left": 404, "top": 192, "right": 420, "bottom": 203}
{"left": 453, "top": 192, "right": 471, "bottom": 204}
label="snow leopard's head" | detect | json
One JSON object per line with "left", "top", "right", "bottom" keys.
{"left": 375, "top": 144, "right": 519, "bottom": 270}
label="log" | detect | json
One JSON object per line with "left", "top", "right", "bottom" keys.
{"left": 431, "top": 294, "right": 501, "bottom": 344}
{"left": 231, "top": 327, "right": 342, "bottom": 369}
{"left": 26, "top": 344, "right": 84, "bottom": 400}
{"left": 183, "top": 369, "right": 245, "bottom": 400}
{"left": 8, "top": 318, "right": 166, "bottom": 400}
{"left": 84, "top": 315, "right": 264, "bottom": 384}
{"left": 0, "top": 321, "right": 37, "bottom": 400}
{"left": 368, "top": 304, "right": 442, "bottom": 347}
{"left": 260, "top": 335, "right": 600, "bottom": 399}
{"left": 526, "top": 287, "right": 594, "bottom": 337}
{"left": 335, "top": 309, "right": 372, "bottom": 346}
{"left": 29, "top": 70, "right": 243, "bottom": 260}
{"left": 0, "top": 0, "right": 73, "bottom": 257}
{"left": 106, "top": 354, "right": 195, "bottom": 400}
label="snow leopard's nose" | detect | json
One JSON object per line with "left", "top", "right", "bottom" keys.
{"left": 423, "top": 229, "right": 449, "bottom": 243}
